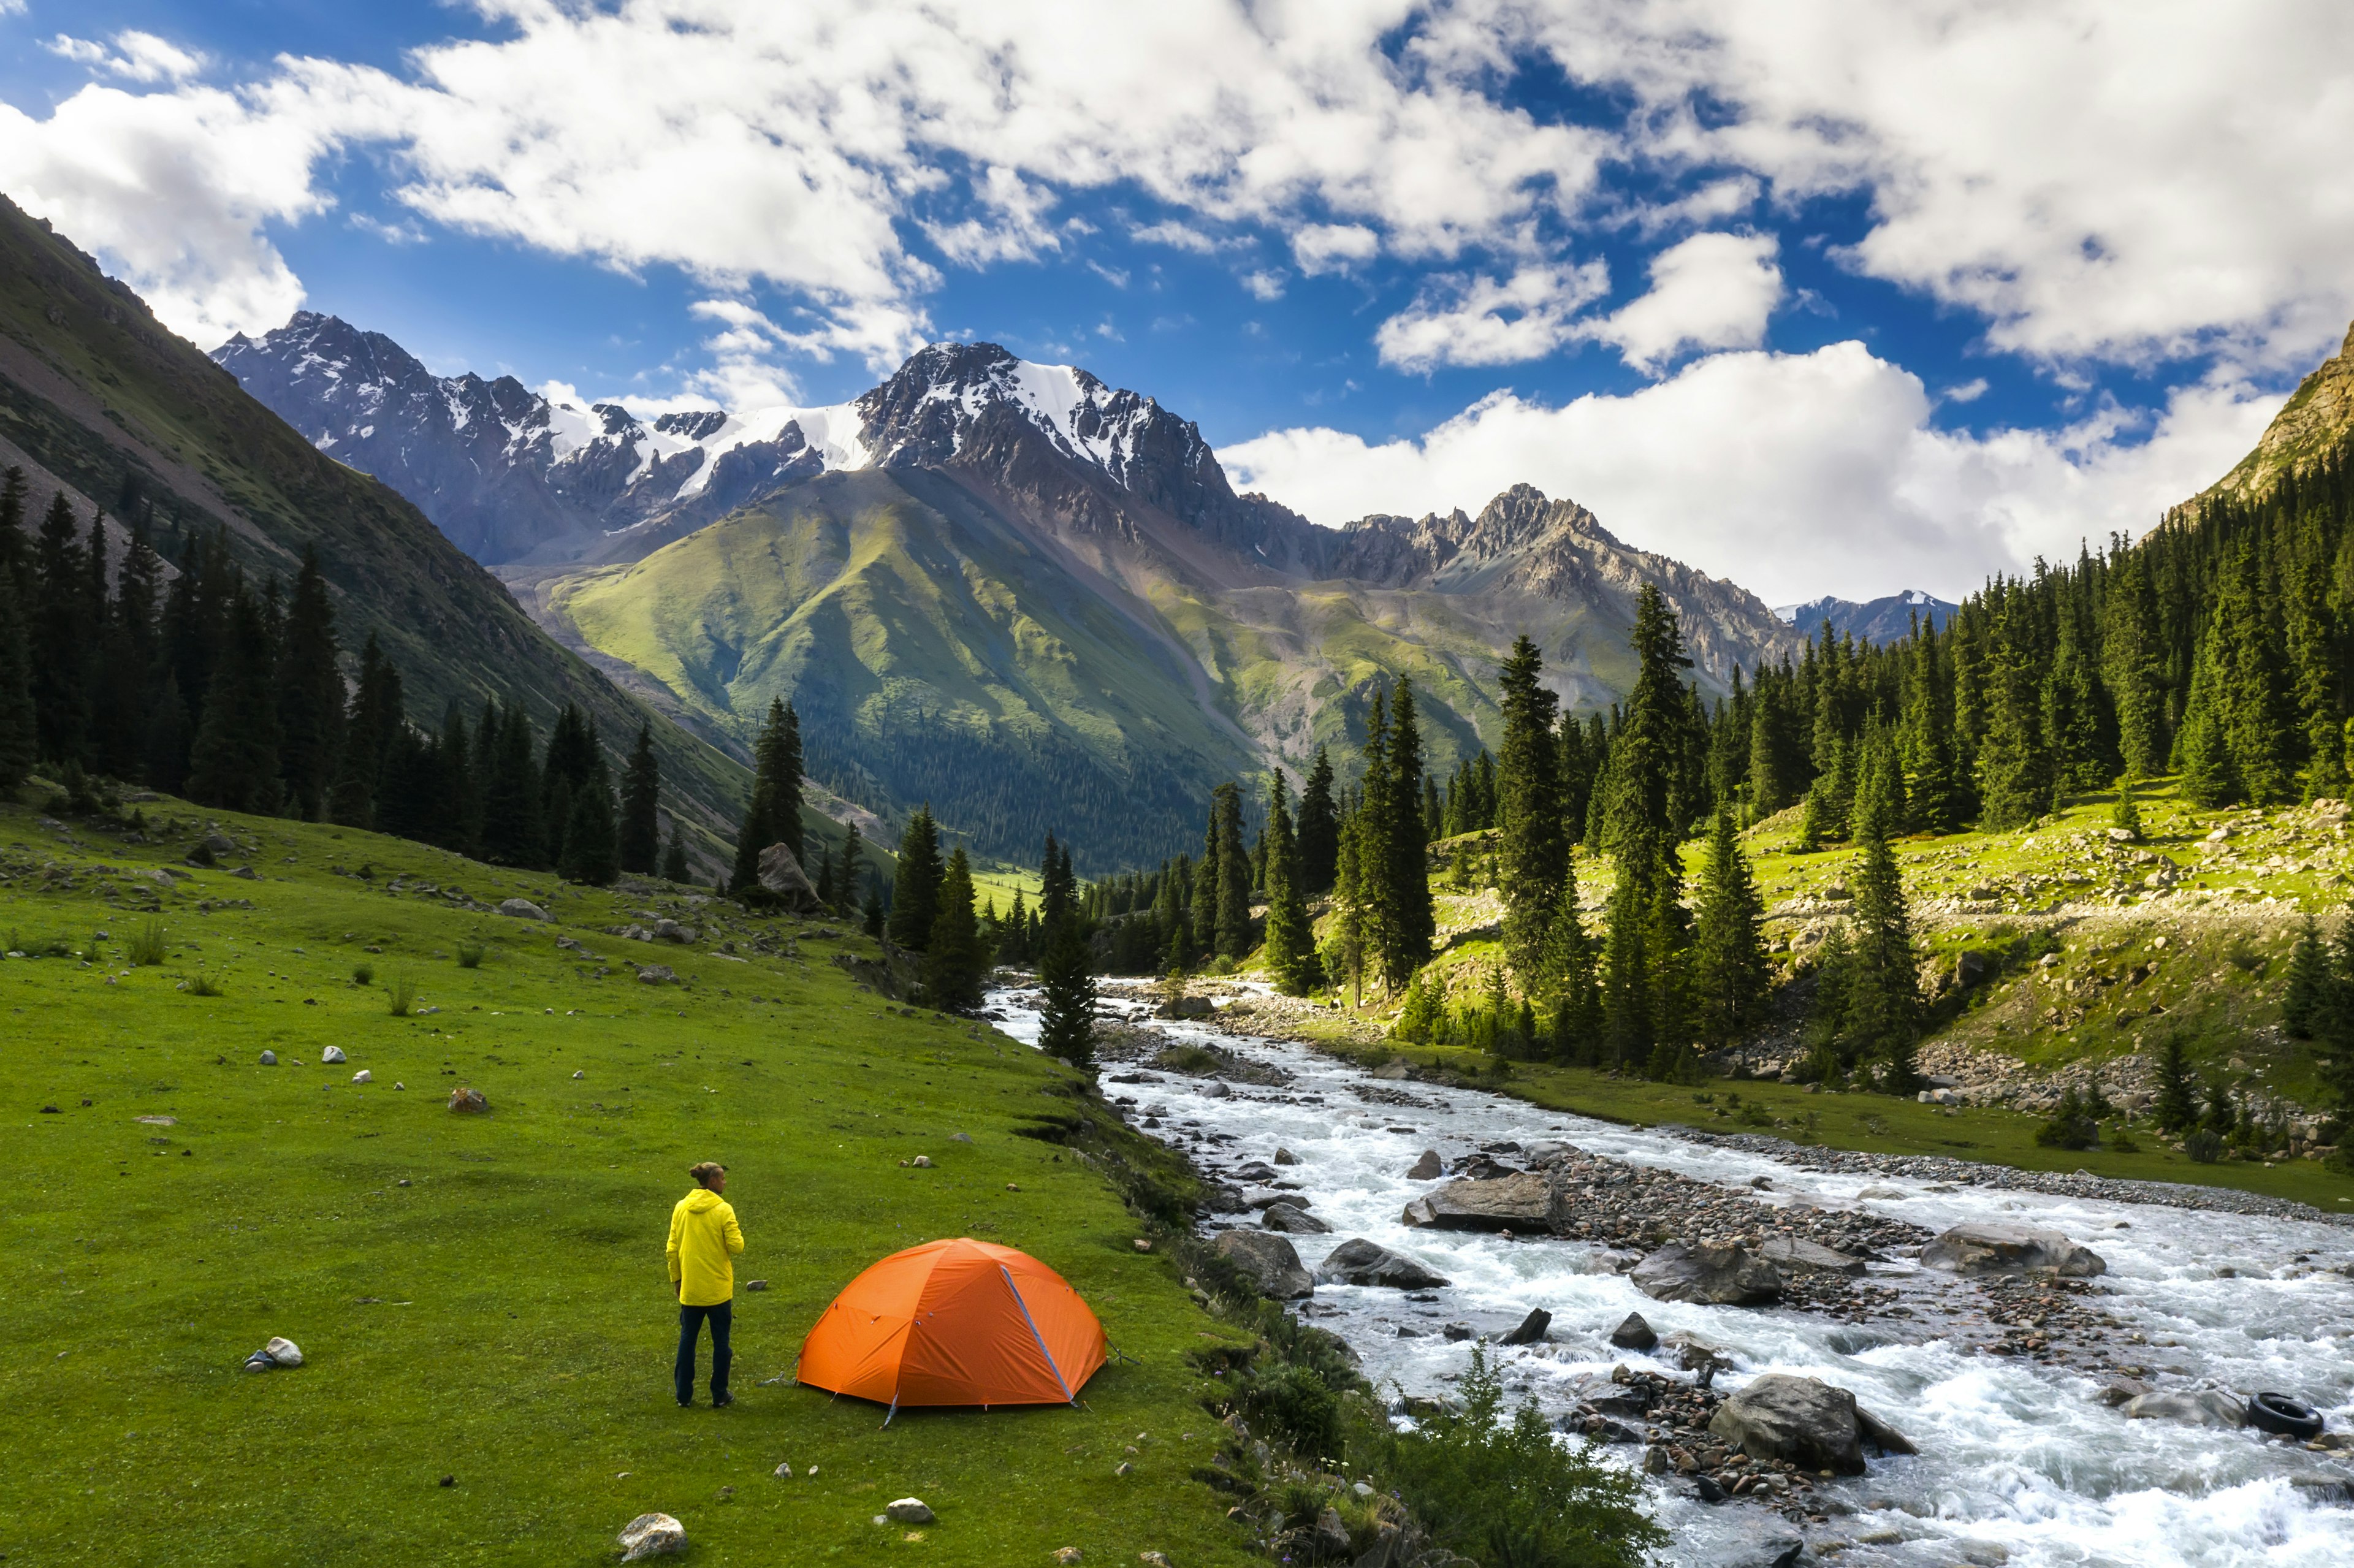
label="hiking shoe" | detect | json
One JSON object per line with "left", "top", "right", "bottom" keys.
{"left": 677, "top": 1398, "right": 693, "bottom": 1408}
{"left": 712, "top": 1393, "right": 734, "bottom": 1408}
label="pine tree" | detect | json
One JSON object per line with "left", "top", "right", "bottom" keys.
{"left": 1841, "top": 775, "right": 1922, "bottom": 1089}
{"left": 1599, "top": 587, "right": 1693, "bottom": 1067}
{"left": 836, "top": 821, "right": 865, "bottom": 914}
{"left": 479, "top": 701, "right": 544, "bottom": 866}
{"left": 661, "top": 824, "right": 690, "bottom": 884}
{"left": 924, "top": 847, "right": 988, "bottom": 1012}
{"left": 1331, "top": 812, "right": 1366, "bottom": 1007}
{"left": 2153, "top": 1034, "right": 2199, "bottom": 1134}
{"left": 729, "top": 699, "right": 806, "bottom": 893}
{"left": 2285, "top": 916, "right": 2329, "bottom": 1038}
{"left": 185, "top": 588, "right": 282, "bottom": 814}
{"left": 1495, "top": 635, "right": 1567, "bottom": 987}
{"left": 888, "top": 806, "right": 945, "bottom": 950}
{"left": 1036, "top": 920, "right": 1098, "bottom": 1066}
{"left": 861, "top": 879, "right": 885, "bottom": 939}
{"left": 1382, "top": 680, "right": 1438, "bottom": 986}
{"left": 619, "top": 723, "right": 661, "bottom": 874}
{"left": 1262, "top": 769, "right": 1320, "bottom": 994}
{"left": 558, "top": 758, "right": 620, "bottom": 885}
{"left": 0, "top": 470, "right": 33, "bottom": 790}
{"left": 1538, "top": 864, "right": 1600, "bottom": 1062}
{"left": 1976, "top": 612, "right": 2051, "bottom": 829}
{"left": 1745, "top": 699, "right": 1785, "bottom": 819}
{"left": 1690, "top": 807, "right": 1769, "bottom": 1047}
{"left": 1211, "top": 782, "right": 1250, "bottom": 959}
{"left": 274, "top": 548, "right": 342, "bottom": 820}
{"left": 2102, "top": 547, "right": 2167, "bottom": 780}
{"left": 29, "top": 493, "right": 91, "bottom": 766}
{"left": 1296, "top": 745, "right": 1339, "bottom": 894}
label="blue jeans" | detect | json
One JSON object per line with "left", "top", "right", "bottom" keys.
{"left": 675, "top": 1300, "right": 731, "bottom": 1404}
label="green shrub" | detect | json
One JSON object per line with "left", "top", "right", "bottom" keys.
{"left": 126, "top": 921, "right": 167, "bottom": 967}
{"left": 1240, "top": 1363, "right": 1343, "bottom": 1461}
{"left": 2035, "top": 1086, "right": 2100, "bottom": 1150}
{"left": 2184, "top": 1128, "right": 2223, "bottom": 1163}
{"left": 1377, "top": 1347, "right": 1661, "bottom": 1568}
{"left": 183, "top": 972, "right": 223, "bottom": 998}
{"left": 387, "top": 975, "right": 416, "bottom": 1017}
{"left": 352, "top": 962, "right": 375, "bottom": 986}
{"left": 456, "top": 942, "right": 486, "bottom": 969}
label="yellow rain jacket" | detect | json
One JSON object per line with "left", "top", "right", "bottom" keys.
{"left": 666, "top": 1188, "right": 745, "bottom": 1306}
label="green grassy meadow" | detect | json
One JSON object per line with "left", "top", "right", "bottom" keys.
{"left": 0, "top": 801, "right": 1255, "bottom": 1567}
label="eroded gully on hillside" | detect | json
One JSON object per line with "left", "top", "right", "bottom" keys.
{"left": 986, "top": 980, "right": 2354, "bottom": 1568}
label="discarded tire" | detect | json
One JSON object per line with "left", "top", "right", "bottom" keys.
{"left": 2247, "top": 1391, "right": 2325, "bottom": 1440}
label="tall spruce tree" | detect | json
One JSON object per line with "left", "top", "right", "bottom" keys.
{"left": 1690, "top": 806, "right": 1770, "bottom": 1047}
{"left": 1211, "top": 782, "right": 1250, "bottom": 959}
{"left": 1599, "top": 587, "right": 1693, "bottom": 1068}
{"left": 273, "top": 548, "right": 342, "bottom": 820}
{"left": 661, "top": 824, "right": 691, "bottom": 884}
{"left": 558, "top": 758, "right": 621, "bottom": 886}
{"left": 478, "top": 701, "right": 543, "bottom": 866}
{"left": 1296, "top": 745, "right": 1339, "bottom": 894}
{"left": 888, "top": 806, "right": 945, "bottom": 950}
{"left": 0, "top": 470, "right": 33, "bottom": 790}
{"left": 1262, "top": 769, "right": 1320, "bottom": 994}
{"left": 1538, "top": 863, "right": 1600, "bottom": 1062}
{"left": 2101, "top": 547, "right": 2168, "bottom": 780}
{"left": 836, "top": 821, "right": 866, "bottom": 913}
{"left": 29, "top": 493, "right": 91, "bottom": 766}
{"left": 924, "top": 847, "right": 988, "bottom": 1011}
{"left": 2284, "top": 916, "right": 2329, "bottom": 1038}
{"left": 729, "top": 698, "right": 805, "bottom": 892}
{"left": 185, "top": 588, "right": 282, "bottom": 814}
{"left": 1495, "top": 635, "right": 1567, "bottom": 986}
{"left": 1840, "top": 764, "right": 1922, "bottom": 1089}
{"left": 1035, "top": 832, "right": 1097, "bottom": 1063}
{"left": 1380, "top": 679, "right": 1437, "bottom": 988}
{"left": 619, "top": 723, "right": 661, "bottom": 874}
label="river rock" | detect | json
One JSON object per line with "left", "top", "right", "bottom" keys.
{"left": 1709, "top": 1374, "right": 1869, "bottom": 1475}
{"left": 1631, "top": 1243, "right": 1783, "bottom": 1305}
{"left": 1406, "top": 1150, "right": 1444, "bottom": 1180}
{"left": 617, "top": 1512, "right": 687, "bottom": 1561}
{"left": 1316, "top": 1237, "right": 1450, "bottom": 1290}
{"left": 1920, "top": 1223, "right": 2106, "bottom": 1277}
{"left": 1499, "top": 1308, "right": 1551, "bottom": 1346}
{"left": 1609, "top": 1312, "right": 1658, "bottom": 1351}
{"left": 1260, "top": 1203, "right": 1331, "bottom": 1235}
{"left": 1758, "top": 1235, "right": 1867, "bottom": 1276}
{"left": 497, "top": 898, "right": 550, "bottom": 921}
{"left": 1273, "top": 1148, "right": 1299, "bottom": 1165}
{"left": 1164, "top": 994, "right": 1214, "bottom": 1018}
{"left": 1713, "top": 1518, "right": 1805, "bottom": 1568}
{"left": 755, "top": 843, "right": 825, "bottom": 913}
{"left": 321, "top": 1045, "right": 346, "bottom": 1064}
{"left": 1657, "top": 1331, "right": 1733, "bottom": 1380}
{"left": 2122, "top": 1390, "right": 2247, "bottom": 1428}
{"left": 1401, "top": 1171, "right": 1565, "bottom": 1233}
{"left": 1857, "top": 1406, "right": 1919, "bottom": 1456}
{"left": 1215, "top": 1230, "right": 1312, "bottom": 1299}
{"left": 1202, "top": 1182, "right": 1247, "bottom": 1214}
{"left": 885, "top": 1498, "right": 935, "bottom": 1524}
{"left": 448, "top": 1086, "right": 489, "bottom": 1114}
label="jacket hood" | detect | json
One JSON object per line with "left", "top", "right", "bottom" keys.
{"left": 683, "top": 1189, "right": 725, "bottom": 1212}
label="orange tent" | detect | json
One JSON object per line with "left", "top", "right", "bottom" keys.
{"left": 798, "top": 1238, "right": 1107, "bottom": 1415}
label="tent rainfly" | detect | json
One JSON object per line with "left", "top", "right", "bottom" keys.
{"left": 797, "top": 1238, "right": 1107, "bottom": 1418}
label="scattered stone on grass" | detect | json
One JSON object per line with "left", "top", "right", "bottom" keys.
{"left": 259, "top": 1050, "right": 276, "bottom": 1065}
{"left": 448, "top": 1086, "right": 488, "bottom": 1114}
{"left": 638, "top": 965, "right": 679, "bottom": 986}
{"left": 617, "top": 1512, "right": 687, "bottom": 1561}
{"left": 352, "top": 1070, "right": 371, "bottom": 1084}
{"left": 321, "top": 1045, "right": 346, "bottom": 1064}
{"left": 885, "top": 1498, "right": 935, "bottom": 1524}
{"left": 497, "top": 898, "right": 550, "bottom": 922}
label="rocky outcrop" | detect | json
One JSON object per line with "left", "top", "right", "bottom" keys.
{"left": 1215, "top": 1230, "right": 1312, "bottom": 1299}
{"left": 1631, "top": 1243, "right": 1783, "bottom": 1305}
{"left": 1400, "top": 1171, "right": 1564, "bottom": 1233}
{"left": 1920, "top": 1224, "right": 2106, "bottom": 1278}
{"left": 755, "top": 843, "right": 825, "bottom": 913}
{"left": 1314, "top": 1238, "right": 1450, "bottom": 1290}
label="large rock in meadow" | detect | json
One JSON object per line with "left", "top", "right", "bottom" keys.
{"left": 755, "top": 843, "right": 825, "bottom": 913}
{"left": 1920, "top": 1224, "right": 2105, "bottom": 1278}
{"left": 617, "top": 1512, "right": 687, "bottom": 1561}
{"left": 1631, "top": 1243, "right": 1782, "bottom": 1305}
{"left": 1215, "top": 1230, "right": 1312, "bottom": 1299}
{"left": 497, "top": 898, "right": 550, "bottom": 921}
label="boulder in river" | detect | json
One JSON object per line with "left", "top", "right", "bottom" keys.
{"left": 1401, "top": 1171, "right": 1565, "bottom": 1233}
{"left": 1499, "top": 1308, "right": 1551, "bottom": 1346}
{"left": 1712, "top": 1518, "right": 1805, "bottom": 1568}
{"left": 1215, "top": 1230, "right": 1312, "bottom": 1299}
{"left": 1260, "top": 1203, "right": 1331, "bottom": 1235}
{"left": 1406, "top": 1150, "right": 1444, "bottom": 1180}
{"left": 1609, "top": 1312, "right": 1658, "bottom": 1351}
{"left": 1656, "top": 1331, "right": 1734, "bottom": 1382}
{"left": 1315, "top": 1237, "right": 1450, "bottom": 1290}
{"left": 2122, "top": 1390, "right": 2247, "bottom": 1428}
{"left": 1631, "top": 1243, "right": 1783, "bottom": 1305}
{"left": 1201, "top": 1183, "right": 1248, "bottom": 1214}
{"left": 1920, "top": 1223, "right": 2106, "bottom": 1278}
{"left": 1708, "top": 1374, "right": 1873, "bottom": 1475}
{"left": 1757, "top": 1235, "right": 1867, "bottom": 1276}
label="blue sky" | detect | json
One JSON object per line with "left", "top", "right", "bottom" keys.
{"left": 4, "top": 1, "right": 2350, "bottom": 604}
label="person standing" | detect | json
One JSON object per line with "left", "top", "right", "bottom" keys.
{"left": 666, "top": 1161, "right": 744, "bottom": 1407}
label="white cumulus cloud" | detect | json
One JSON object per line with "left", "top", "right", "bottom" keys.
{"left": 1376, "top": 262, "right": 1612, "bottom": 371}
{"left": 1224, "top": 342, "right": 2282, "bottom": 606}
{"left": 1590, "top": 230, "right": 1781, "bottom": 372}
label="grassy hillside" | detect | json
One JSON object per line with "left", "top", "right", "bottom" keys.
{"left": 0, "top": 793, "right": 1259, "bottom": 1567}
{"left": 0, "top": 198, "right": 750, "bottom": 848}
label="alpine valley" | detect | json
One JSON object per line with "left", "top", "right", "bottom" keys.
{"left": 215, "top": 318, "right": 1802, "bottom": 867}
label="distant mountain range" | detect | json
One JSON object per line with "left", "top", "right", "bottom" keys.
{"left": 1774, "top": 590, "right": 1957, "bottom": 645}
{"left": 217, "top": 321, "right": 1804, "bottom": 866}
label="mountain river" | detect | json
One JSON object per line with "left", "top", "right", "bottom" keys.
{"left": 989, "top": 980, "right": 2354, "bottom": 1567}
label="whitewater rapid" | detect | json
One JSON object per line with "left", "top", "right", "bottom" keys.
{"left": 988, "top": 981, "right": 2354, "bottom": 1567}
